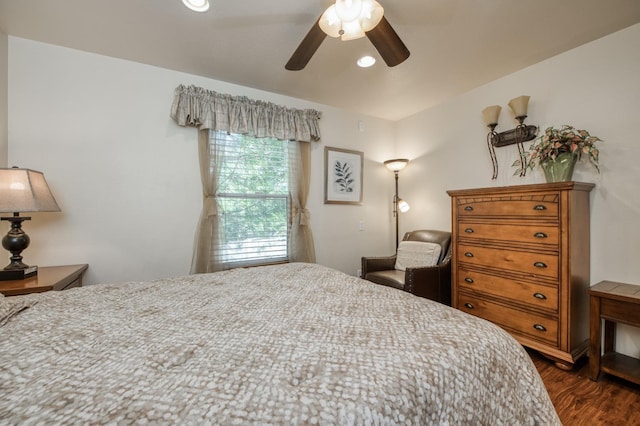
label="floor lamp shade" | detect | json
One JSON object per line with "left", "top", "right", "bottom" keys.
{"left": 0, "top": 168, "right": 61, "bottom": 276}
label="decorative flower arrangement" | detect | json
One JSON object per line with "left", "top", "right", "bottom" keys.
{"left": 513, "top": 125, "right": 602, "bottom": 176}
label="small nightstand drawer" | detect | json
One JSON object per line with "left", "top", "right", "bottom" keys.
{"left": 457, "top": 267, "right": 558, "bottom": 312}
{"left": 458, "top": 244, "right": 559, "bottom": 279}
{"left": 458, "top": 293, "right": 558, "bottom": 346}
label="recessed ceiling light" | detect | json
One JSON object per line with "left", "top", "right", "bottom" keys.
{"left": 357, "top": 55, "right": 376, "bottom": 68}
{"left": 182, "top": 0, "right": 210, "bottom": 12}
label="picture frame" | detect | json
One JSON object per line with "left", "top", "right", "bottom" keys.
{"left": 324, "top": 146, "right": 363, "bottom": 205}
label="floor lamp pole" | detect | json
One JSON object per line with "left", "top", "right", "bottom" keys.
{"left": 393, "top": 170, "right": 399, "bottom": 249}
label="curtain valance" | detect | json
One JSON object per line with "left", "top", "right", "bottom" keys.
{"left": 170, "top": 84, "right": 321, "bottom": 143}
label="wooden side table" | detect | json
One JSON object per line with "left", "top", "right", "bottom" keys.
{"left": 589, "top": 280, "right": 640, "bottom": 384}
{"left": 0, "top": 264, "right": 88, "bottom": 296}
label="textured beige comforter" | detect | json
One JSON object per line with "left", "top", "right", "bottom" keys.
{"left": 0, "top": 263, "right": 559, "bottom": 424}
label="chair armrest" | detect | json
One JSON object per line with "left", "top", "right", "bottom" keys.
{"left": 404, "top": 258, "right": 452, "bottom": 305}
{"left": 361, "top": 255, "right": 397, "bottom": 276}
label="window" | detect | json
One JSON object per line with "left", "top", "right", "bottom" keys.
{"left": 214, "top": 131, "right": 290, "bottom": 268}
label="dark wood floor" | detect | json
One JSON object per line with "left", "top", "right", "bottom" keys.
{"left": 529, "top": 350, "right": 640, "bottom": 425}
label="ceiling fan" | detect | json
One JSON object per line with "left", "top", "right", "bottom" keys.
{"left": 285, "top": 0, "right": 410, "bottom": 71}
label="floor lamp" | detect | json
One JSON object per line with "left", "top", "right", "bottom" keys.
{"left": 384, "top": 159, "right": 410, "bottom": 249}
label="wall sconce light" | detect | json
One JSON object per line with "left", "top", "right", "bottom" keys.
{"left": 384, "top": 158, "right": 410, "bottom": 249}
{"left": 482, "top": 95, "right": 538, "bottom": 179}
{"left": 0, "top": 167, "right": 61, "bottom": 280}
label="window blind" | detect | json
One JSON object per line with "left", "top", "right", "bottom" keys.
{"left": 214, "top": 132, "right": 290, "bottom": 267}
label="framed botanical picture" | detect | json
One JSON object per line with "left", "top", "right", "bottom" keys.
{"left": 324, "top": 146, "right": 363, "bottom": 205}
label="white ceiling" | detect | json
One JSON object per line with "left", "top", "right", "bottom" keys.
{"left": 1, "top": 0, "right": 639, "bottom": 121}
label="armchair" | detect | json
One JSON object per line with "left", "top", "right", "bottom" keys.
{"left": 361, "top": 230, "right": 452, "bottom": 305}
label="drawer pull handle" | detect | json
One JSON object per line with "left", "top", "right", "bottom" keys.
{"left": 533, "top": 292, "right": 547, "bottom": 300}
{"left": 533, "top": 205, "right": 547, "bottom": 211}
{"left": 464, "top": 228, "right": 474, "bottom": 233}
{"left": 534, "top": 232, "right": 548, "bottom": 238}
{"left": 533, "top": 262, "right": 547, "bottom": 268}
{"left": 464, "top": 277, "right": 474, "bottom": 284}
{"left": 533, "top": 324, "right": 547, "bottom": 332}
{"left": 464, "top": 303, "right": 474, "bottom": 309}
{"left": 464, "top": 252, "right": 474, "bottom": 258}
{"left": 464, "top": 206, "right": 474, "bottom": 211}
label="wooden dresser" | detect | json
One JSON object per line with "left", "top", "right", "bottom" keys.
{"left": 447, "top": 182, "right": 594, "bottom": 369}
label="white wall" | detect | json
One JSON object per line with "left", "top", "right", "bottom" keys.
{"left": 9, "top": 25, "right": 637, "bottom": 355}
{"left": 7, "top": 37, "right": 396, "bottom": 285}
{"left": 397, "top": 24, "right": 640, "bottom": 357}
{"left": 0, "top": 30, "right": 7, "bottom": 166}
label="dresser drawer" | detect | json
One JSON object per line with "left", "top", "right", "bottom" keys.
{"left": 457, "top": 267, "right": 558, "bottom": 312}
{"left": 458, "top": 293, "right": 558, "bottom": 346}
{"left": 456, "top": 196, "right": 558, "bottom": 219}
{"left": 458, "top": 244, "right": 559, "bottom": 279}
{"left": 458, "top": 221, "right": 559, "bottom": 246}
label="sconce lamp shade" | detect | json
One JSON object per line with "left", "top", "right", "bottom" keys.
{"left": 482, "top": 105, "right": 502, "bottom": 126}
{"left": 384, "top": 158, "right": 409, "bottom": 172}
{"left": 0, "top": 168, "right": 61, "bottom": 213}
{"left": 508, "top": 95, "right": 530, "bottom": 118}
{"left": 397, "top": 198, "right": 410, "bottom": 213}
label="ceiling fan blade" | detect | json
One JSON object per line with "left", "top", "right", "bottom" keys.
{"left": 366, "top": 16, "right": 410, "bottom": 67}
{"left": 285, "top": 17, "right": 327, "bottom": 71}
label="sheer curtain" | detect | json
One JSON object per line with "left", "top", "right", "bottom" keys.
{"left": 170, "top": 85, "right": 321, "bottom": 273}
{"left": 190, "top": 129, "right": 224, "bottom": 273}
{"left": 288, "top": 141, "right": 316, "bottom": 263}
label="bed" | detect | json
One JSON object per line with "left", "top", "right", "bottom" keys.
{"left": 0, "top": 263, "right": 559, "bottom": 424}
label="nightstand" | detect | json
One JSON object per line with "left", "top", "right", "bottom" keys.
{"left": 0, "top": 264, "right": 88, "bottom": 296}
{"left": 589, "top": 280, "right": 640, "bottom": 384}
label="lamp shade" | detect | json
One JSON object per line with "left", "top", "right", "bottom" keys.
{"left": 508, "top": 95, "right": 530, "bottom": 118}
{"left": 335, "top": 0, "right": 363, "bottom": 22}
{"left": 384, "top": 158, "right": 409, "bottom": 172}
{"left": 360, "top": 0, "right": 384, "bottom": 31}
{"left": 0, "top": 168, "right": 61, "bottom": 213}
{"left": 340, "top": 19, "right": 366, "bottom": 40}
{"left": 482, "top": 105, "right": 502, "bottom": 126}
{"left": 319, "top": 5, "right": 342, "bottom": 38}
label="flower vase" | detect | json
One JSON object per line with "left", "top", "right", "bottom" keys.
{"left": 541, "top": 152, "right": 577, "bottom": 183}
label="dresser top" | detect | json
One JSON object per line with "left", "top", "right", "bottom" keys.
{"left": 447, "top": 181, "right": 595, "bottom": 197}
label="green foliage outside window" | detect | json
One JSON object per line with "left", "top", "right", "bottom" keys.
{"left": 216, "top": 133, "right": 289, "bottom": 264}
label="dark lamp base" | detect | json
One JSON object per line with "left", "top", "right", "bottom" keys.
{"left": 0, "top": 265, "right": 38, "bottom": 281}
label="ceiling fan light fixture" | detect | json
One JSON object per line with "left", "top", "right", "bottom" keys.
{"left": 319, "top": 6, "right": 342, "bottom": 38}
{"left": 360, "top": 0, "right": 384, "bottom": 31}
{"left": 357, "top": 55, "right": 376, "bottom": 67}
{"left": 320, "top": 0, "right": 384, "bottom": 39}
{"left": 340, "top": 20, "right": 366, "bottom": 41}
{"left": 335, "top": 0, "right": 363, "bottom": 23}
{"left": 287, "top": 0, "right": 409, "bottom": 71}
{"left": 182, "top": 0, "right": 210, "bottom": 12}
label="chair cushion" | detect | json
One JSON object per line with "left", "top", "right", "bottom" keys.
{"left": 394, "top": 241, "right": 442, "bottom": 271}
{"left": 364, "top": 270, "right": 406, "bottom": 290}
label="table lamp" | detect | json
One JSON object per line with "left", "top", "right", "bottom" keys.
{"left": 0, "top": 167, "right": 61, "bottom": 280}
